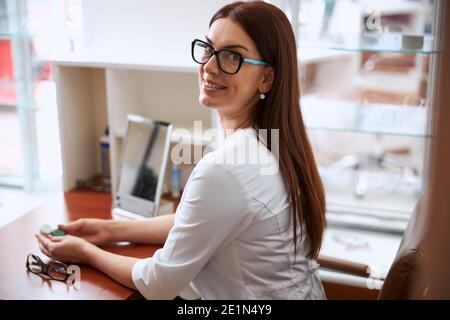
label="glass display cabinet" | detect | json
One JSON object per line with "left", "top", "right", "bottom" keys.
{"left": 285, "top": 0, "right": 444, "bottom": 234}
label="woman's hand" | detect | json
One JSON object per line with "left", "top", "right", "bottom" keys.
{"left": 57, "top": 218, "right": 111, "bottom": 245}
{"left": 35, "top": 233, "right": 93, "bottom": 264}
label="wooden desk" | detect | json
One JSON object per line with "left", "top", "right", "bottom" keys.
{"left": 0, "top": 190, "right": 160, "bottom": 300}
{"left": 0, "top": 189, "right": 397, "bottom": 300}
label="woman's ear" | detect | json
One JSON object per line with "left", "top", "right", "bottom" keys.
{"left": 259, "top": 67, "right": 275, "bottom": 93}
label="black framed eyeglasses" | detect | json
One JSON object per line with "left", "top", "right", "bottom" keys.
{"left": 191, "top": 39, "right": 269, "bottom": 75}
{"left": 26, "top": 253, "right": 70, "bottom": 282}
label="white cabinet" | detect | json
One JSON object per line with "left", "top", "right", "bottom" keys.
{"left": 54, "top": 54, "right": 212, "bottom": 197}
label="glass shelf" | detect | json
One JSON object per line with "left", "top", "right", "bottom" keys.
{"left": 0, "top": 11, "right": 30, "bottom": 39}
{"left": 0, "top": 31, "right": 31, "bottom": 39}
{"left": 298, "top": 32, "right": 439, "bottom": 54}
{"left": 301, "top": 96, "right": 430, "bottom": 137}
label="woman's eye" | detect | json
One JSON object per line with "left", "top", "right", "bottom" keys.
{"left": 226, "top": 52, "right": 240, "bottom": 61}
{"left": 204, "top": 46, "right": 213, "bottom": 54}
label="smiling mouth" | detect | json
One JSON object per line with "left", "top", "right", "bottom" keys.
{"left": 203, "top": 80, "right": 228, "bottom": 90}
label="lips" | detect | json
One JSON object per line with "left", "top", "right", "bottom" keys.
{"left": 202, "top": 79, "right": 228, "bottom": 90}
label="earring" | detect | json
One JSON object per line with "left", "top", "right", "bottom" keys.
{"left": 259, "top": 92, "right": 266, "bottom": 100}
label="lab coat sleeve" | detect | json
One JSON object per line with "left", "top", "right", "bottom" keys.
{"left": 131, "top": 162, "right": 251, "bottom": 299}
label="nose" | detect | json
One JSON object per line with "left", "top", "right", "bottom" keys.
{"left": 203, "top": 54, "right": 220, "bottom": 75}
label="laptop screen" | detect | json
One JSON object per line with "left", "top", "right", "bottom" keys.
{"left": 116, "top": 115, "right": 172, "bottom": 217}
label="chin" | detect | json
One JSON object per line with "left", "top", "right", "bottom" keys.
{"left": 199, "top": 95, "right": 221, "bottom": 109}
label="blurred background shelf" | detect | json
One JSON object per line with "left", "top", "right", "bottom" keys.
{"left": 52, "top": 52, "right": 197, "bottom": 74}
{"left": 301, "top": 96, "right": 430, "bottom": 137}
{"left": 298, "top": 32, "right": 438, "bottom": 54}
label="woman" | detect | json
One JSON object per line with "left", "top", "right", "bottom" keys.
{"left": 36, "top": 1, "right": 326, "bottom": 299}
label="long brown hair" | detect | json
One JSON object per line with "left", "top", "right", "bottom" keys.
{"left": 210, "top": 1, "right": 326, "bottom": 259}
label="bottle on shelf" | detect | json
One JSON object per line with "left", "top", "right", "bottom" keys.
{"left": 171, "top": 164, "right": 181, "bottom": 198}
{"left": 100, "top": 127, "right": 111, "bottom": 183}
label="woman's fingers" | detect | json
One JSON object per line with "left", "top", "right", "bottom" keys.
{"left": 35, "top": 234, "right": 53, "bottom": 257}
{"left": 58, "top": 222, "right": 75, "bottom": 233}
{"left": 36, "top": 233, "right": 51, "bottom": 248}
{"left": 37, "top": 240, "right": 52, "bottom": 258}
{"left": 59, "top": 219, "right": 85, "bottom": 233}
{"left": 57, "top": 223, "right": 71, "bottom": 232}
{"left": 48, "top": 235, "right": 64, "bottom": 242}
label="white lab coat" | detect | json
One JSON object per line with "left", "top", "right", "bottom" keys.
{"left": 132, "top": 128, "right": 326, "bottom": 299}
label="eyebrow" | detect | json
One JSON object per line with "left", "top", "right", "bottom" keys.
{"left": 205, "top": 35, "right": 249, "bottom": 52}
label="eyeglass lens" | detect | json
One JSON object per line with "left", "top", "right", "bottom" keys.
{"left": 27, "top": 254, "right": 44, "bottom": 273}
{"left": 193, "top": 41, "right": 242, "bottom": 74}
{"left": 26, "top": 254, "right": 68, "bottom": 281}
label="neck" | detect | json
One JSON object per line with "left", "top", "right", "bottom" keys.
{"left": 218, "top": 110, "right": 251, "bottom": 137}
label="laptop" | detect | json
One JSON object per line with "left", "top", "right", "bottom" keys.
{"left": 112, "top": 114, "right": 173, "bottom": 220}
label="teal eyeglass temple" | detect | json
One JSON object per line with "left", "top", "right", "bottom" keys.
{"left": 243, "top": 57, "right": 269, "bottom": 66}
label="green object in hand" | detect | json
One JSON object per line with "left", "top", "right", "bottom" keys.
{"left": 51, "top": 229, "right": 65, "bottom": 236}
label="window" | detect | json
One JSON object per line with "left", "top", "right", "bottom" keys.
{"left": 0, "top": 0, "right": 82, "bottom": 190}
{"left": 0, "top": 0, "right": 82, "bottom": 225}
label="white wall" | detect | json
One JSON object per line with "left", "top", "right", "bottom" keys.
{"left": 81, "top": 0, "right": 232, "bottom": 59}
